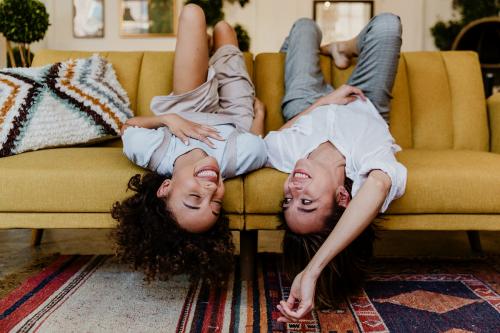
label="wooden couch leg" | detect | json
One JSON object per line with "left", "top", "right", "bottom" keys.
{"left": 466, "top": 231, "right": 482, "bottom": 254}
{"left": 31, "top": 229, "right": 44, "bottom": 247}
{"left": 240, "top": 230, "right": 258, "bottom": 281}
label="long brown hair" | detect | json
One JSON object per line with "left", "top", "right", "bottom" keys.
{"left": 281, "top": 177, "right": 376, "bottom": 309}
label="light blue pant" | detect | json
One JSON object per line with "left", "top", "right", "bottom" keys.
{"left": 280, "top": 13, "right": 402, "bottom": 123}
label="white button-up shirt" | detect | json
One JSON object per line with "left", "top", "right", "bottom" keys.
{"left": 264, "top": 98, "right": 407, "bottom": 212}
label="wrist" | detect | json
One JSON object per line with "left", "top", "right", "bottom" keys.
{"left": 314, "top": 97, "right": 326, "bottom": 107}
{"left": 160, "top": 114, "right": 174, "bottom": 126}
{"left": 254, "top": 111, "right": 265, "bottom": 120}
{"left": 304, "top": 263, "right": 323, "bottom": 280}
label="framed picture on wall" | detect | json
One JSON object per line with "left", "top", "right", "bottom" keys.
{"left": 313, "top": 1, "right": 373, "bottom": 44}
{"left": 73, "top": 0, "right": 105, "bottom": 38}
{"left": 120, "top": 0, "right": 176, "bottom": 37}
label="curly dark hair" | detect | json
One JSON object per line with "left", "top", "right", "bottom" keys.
{"left": 281, "top": 177, "right": 377, "bottom": 309}
{"left": 111, "top": 172, "right": 235, "bottom": 285}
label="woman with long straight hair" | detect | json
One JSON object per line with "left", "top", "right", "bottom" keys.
{"left": 264, "top": 14, "right": 407, "bottom": 321}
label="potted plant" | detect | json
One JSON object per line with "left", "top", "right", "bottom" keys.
{"left": 0, "top": 0, "right": 50, "bottom": 67}
{"left": 431, "top": 0, "right": 499, "bottom": 50}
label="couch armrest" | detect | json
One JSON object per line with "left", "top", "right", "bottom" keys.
{"left": 488, "top": 92, "right": 500, "bottom": 153}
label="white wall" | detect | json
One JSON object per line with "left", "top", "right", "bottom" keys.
{"left": 422, "top": 0, "right": 456, "bottom": 50}
{"left": 229, "top": 0, "right": 455, "bottom": 52}
{"left": 38, "top": 0, "right": 181, "bottom": 51}
{"left": 10, "top": 0, "right": 455, "bottom": 64}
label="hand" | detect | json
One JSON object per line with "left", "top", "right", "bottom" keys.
{"left": 120, "top": 123, "right": 131, "bottom": 135}
{"left": 162, "top": 114, "right": 224, "bottom": 148}
{"left": 253, "top": 97, "right": 266, "bottom": 120}
{"left": 319, "top": 84, "right": 366, "bottom": 106}
{"left": 276, "top": 270, "right": 317, "bottom": 323}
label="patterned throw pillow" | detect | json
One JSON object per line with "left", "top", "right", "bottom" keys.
{"left": 0, "top": 54, "right": 132, "bottom": 157}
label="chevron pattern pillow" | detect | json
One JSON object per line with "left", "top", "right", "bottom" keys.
{"left": 0, "top": 54, "right": 132, "bottom": 157}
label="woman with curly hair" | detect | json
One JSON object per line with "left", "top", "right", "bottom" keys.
{"left": 264, "top": 15, "right": 407, "bottom": 320}
{"left": 111, "top": 4, "right": 267, "bottom": 284}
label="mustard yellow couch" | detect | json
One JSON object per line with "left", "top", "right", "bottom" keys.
{"left": 1, "top": 50, "right": 500, "bottom": 261}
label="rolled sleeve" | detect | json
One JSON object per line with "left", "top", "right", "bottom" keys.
{"left": 356, "top": 148, "right": 407, "bottom": 213}
{"left": 263, "top": 131, "right": 281, "bottom": 169}
{"left": 263, "top": 130, "right": 294, "bottom": 173}
{"left": 122, "top": 127, "right": 165, "bottom": 168}
{"left": 235, "top": 133, "right": 268, "bottom": 175}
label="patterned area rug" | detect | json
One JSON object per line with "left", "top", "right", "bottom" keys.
{"left": 0, "top": 254, "right": 499, "bottom": 332}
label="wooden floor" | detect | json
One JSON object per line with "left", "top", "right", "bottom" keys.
{"left": 1, "top": 229, "right": 499, "bottom": 280}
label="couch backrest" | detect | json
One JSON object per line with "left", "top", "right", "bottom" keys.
{"left": 255, "top": 51, "right": 489, "bottom": 151}
{"left": 133, "top": 52, "right": 254, "bottom": 117}
{"left": 32, "top": 49, "right": 253, "bottom": 117}
{"left": 32, "top": 50, "right": 144, "bottom": 113}
{"left": 33, "top": 49, "right": 488, "bottom": 151}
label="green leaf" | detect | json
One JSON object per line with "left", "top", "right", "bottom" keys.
{"left": 0, "top": 0, "right": 50, "bottom": 44}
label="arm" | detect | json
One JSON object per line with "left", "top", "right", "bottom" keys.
{"left": 488, "top": 92, "right": 500, "bottom": 154}
{"left": 279, "top": 85, "right": 366, "bottom": 130}
{"left": 305, "top": 170, "right": 390, "bottom": 276}
{"left": 121, "top": 114, "right": 224, "bottom": 148}
{"left": 278, "top": 170, "right": 391, "bottom": 322}
{"left": 250, "top": 97, "right": 266, "bottom": 136}
{"left": 120, "top": 115, "right": 169, "bottom": 135}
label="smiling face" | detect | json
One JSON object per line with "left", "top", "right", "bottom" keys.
{"left": 282, "top": 158, "right": 347, "bottom": 234}
{"left": 157, "top": 156, "right": 225, "bottom": 233}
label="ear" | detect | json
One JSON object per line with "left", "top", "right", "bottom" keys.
{"left": 156, "top": 179, "right": 171, "bottom": 198}
{"left": 335, "top": 185, "right": 350, "bottom": 208}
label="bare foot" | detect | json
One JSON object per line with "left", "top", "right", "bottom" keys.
{"left": 320, "top": 42, "right": 352, "bottom": 69}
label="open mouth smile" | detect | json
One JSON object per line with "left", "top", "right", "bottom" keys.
{"left": 195, "top": 168, "right": 219, "bottom": 183}
{"left": 292, "top": 169, "right": 311, "bottom": 179}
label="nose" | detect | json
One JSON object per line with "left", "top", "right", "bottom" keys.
{"left": 201, "top": 180, "right": 218, "bottom": 192}
{"left": 290, "top": 177, "right": 304, "bottom": 189}
{"left": 288, "top": 179, "right": 304, "bottom": 195}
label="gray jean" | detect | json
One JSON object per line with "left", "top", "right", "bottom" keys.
{"left": 280, "top": 13, "right": 402, "bottom": 123}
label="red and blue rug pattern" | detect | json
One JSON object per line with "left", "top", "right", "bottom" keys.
{"left": 1, "top": 254, "right": 499, "bottom": 332}
{"left": 256, "top": 255, "right": 500, "bottom": 333}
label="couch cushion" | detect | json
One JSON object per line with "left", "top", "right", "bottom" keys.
{"left": 0, "top": 148, "right": 243, "bottom": 214}
{"left": 136, "top": 52, "right": 175, "bottom": 117}
{"left": 387, "top": 150, "right": 500, "bottom": 213}
{"left": 244, "top": 150, "right": 500, "bottom": 214}
{"left": 244, "top": 167, "right": 287, "bottom": 213}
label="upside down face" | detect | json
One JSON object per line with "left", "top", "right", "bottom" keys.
{"left": 282, "top": 158, "right": 347, "bottom": 234}
{"left": 157, "top": 156, "right": 225, "bottom": 233}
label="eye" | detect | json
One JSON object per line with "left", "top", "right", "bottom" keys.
{"left": 301, "top": 199, "right": 312, "bottom": 205}
{"left": 282, "top": 197, "right": 292, "bottom": 205}
{"left": 188, "top": 194, "right": 202, "bottom": 203}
